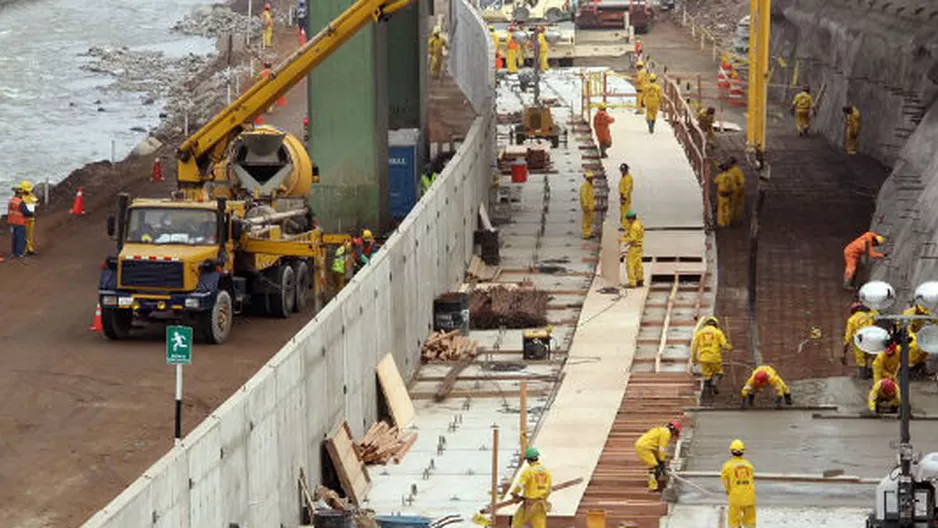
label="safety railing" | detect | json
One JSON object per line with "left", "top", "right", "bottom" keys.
{"left": 662, "top": 74, "right": 713, "bottom": 231}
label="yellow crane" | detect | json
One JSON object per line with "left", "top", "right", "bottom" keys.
{"left": 98, "top": 0, "right": 412, "bottom": 345}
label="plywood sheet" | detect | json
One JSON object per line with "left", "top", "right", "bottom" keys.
{"left": 325, "top": 421, "right": 371, "bottom": 506}
{"left": 376, "top": 353, "right": 415, "bottom": 428}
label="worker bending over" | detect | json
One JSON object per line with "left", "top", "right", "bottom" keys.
{"left": 262, "top": 3, "right": 274, "bottom": 48}
{"left": 698, "top": 106, "right": 716, "bottom": 142}
{"left": 536, "top": 28, "right": 549, "bottom": 72}
{"left": 843, "top": 231, "right": 886, "bottom": 290}
{"left": 721, "top": 439, "right": 756, "bottom": 528}
{"left": 713, "top": 163, "right": 734, "bottom": 228}
{"left": 19, "top": 180, "right": 38, "bottom": 255}
{"left": 620, "top": 210, "right": 645, "bottom": 288}
{"left": 692, "top": 316, "right": 732, "bottom": 396}
{"left": 868, "top": 378, "right": 900, "bottom": 414}
{"left": 726, "top": 157, "right": 746, "bottom": 223}
{"left": 741, "top": 366, "right": 792, "bottom": 409}
{"left": 843, "top": 105, "right": 860, "bottom": 155}
{"left": 872, "top": 342, "right": 899, "bottom": 385}
{"left": 634, "top": 420, "right": 681, "bottom": 492}
{"left": 791, "top": 86, "right": 814, "bottom": 136}
{"left": 844, "top": 302, "right": 879, "bottom": 379}
{"left": 510, "top": 447, "right": 552, "bottom": 528}
{"left": 634, "top": 61, "right": 648, "bottom": 114}
{"left": 643, "top": 74, "right": 663, "bottom": 134}
{"left": 428, "top": 29, "right": 448, "bottom": 79}
{"left": 618, "top": 163, "right": 633, "bottom": 230}
{"left": 593, "top": 102, "right": 615, "bottom": 158}
{"left": 579, "top": 172, "right": 595, "bottom": 239}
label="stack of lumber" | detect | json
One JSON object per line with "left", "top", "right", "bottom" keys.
{"left": 498, "top": 145, "right": 552, "bottom": 173}
{"left": 421, "top": 330, "right": 480, "bottom": 362}
{"left": 354, "top": 421, "right": 418, "bottom": 465}
{"left": 467, "top": 255, "right": 501, "bottom": 282}
{"left": 470, "top": 286, "right": 550, "bottom": 330}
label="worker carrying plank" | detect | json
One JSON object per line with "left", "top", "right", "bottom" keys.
{"left": 634, "top": 420, "right": 681, "bottom": 492}
{"left": 510, "top": 447, "right": 552, "bottom": 528}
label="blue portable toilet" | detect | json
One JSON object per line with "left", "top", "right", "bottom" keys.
{"left": 388, "top": 128, "right": 421, "bottom": 221}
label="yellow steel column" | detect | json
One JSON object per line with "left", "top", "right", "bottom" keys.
{"left": 746, "top": 0, "right": 759, "bottom": 148}
{"left": 755, "top": 0, "right": 771, "bottom": 151}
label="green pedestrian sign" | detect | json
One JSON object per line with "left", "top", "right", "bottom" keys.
{"left": 166, "top": 325, "right": 193, "bottom": 365}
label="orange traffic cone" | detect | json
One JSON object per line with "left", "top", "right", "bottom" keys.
{"left": 254, "top": 114, "right": 264, "bottom": 125}
{"left": 70, "top": 187, "right": 86, "bottom": 215}
{"left": 277, "top": 96, "right": 286, "bottom": 107}
{"left": 0, "top": 253, "right": 5, "bottom": 263}
{"left": 89, "top": 303, "right": 103, "bottom": 332}
{"left": 151, "top": 157, "right": 164, "bottom": 182}
{"left": 299, "top": 27, "right": 307, "bottom": 46}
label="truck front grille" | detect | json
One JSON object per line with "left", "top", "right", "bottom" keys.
{"left": 120, "top": 260, "right": 185, "bottom": 289}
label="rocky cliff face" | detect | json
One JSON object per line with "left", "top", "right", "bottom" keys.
{"left": 769, "top": 0, "right": 938, "bottom": 301}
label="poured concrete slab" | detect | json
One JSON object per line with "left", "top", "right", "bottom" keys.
{"left": 663, "top": 505, "right": 870, "bottom": 528}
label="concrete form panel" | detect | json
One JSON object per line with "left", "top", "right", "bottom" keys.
{"left": 245, "top": 372, "right": 281, "bottom": 527}
{"left": 342, "top": 295, "right": 368, "bottom": 436}
{"left": 274, "top": 350, "right": 309, "bottom": 522}
{"left": 185, "top": 421, "right": 220, "bottom": 528}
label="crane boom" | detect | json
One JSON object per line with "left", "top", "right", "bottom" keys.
{"left": 175, "top": 0, "right": 412, "bottom": 186}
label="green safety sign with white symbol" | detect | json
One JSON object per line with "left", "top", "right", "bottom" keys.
{"left": 166, "top": 325, "right": 193, "bottom": 365}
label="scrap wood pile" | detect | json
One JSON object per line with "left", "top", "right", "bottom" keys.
{"left": 470, "top": 285, "right": 550, "bottom": 329}
{"left": 421, "top": 330, "right": 479, "bottom": 362}
{"left": 311, "top": 486, "right": 377, "bottom": 528}
{"left": 354, "top": 421, "right": 418, "bottom": 465}
{"left": 498, "top": 145, "right": 552, "bottom": 172}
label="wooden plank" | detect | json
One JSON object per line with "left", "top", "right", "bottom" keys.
{"left": 655, "top": 273, "right": 680, "bottom": 373}
{"left": 324, "top": 421, "right": 371, "bottom": 506}
{"left": 375, "top": 353, "right": 415, "bottom": 428}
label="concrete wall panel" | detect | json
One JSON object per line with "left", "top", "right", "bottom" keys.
{"left": 81, "top": 0, "right": 493, "bottom": 523}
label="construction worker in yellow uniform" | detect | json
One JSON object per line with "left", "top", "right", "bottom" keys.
{"left": 692, "top": 316, "right": 732, "bottom": 396}
{"left": 868, "top": 378, "right": 900, "bottom": 414}
{"left": 643, "top": 74, "right": 663, "bottom": 134}
{"left": 741, "top": 365, "right": 792, "bottom": 409}
{"left": 791, "top": 86, "right": 814, "bottom": 136}
{"left": 506, "top": 33, "right": 519, "bottom": 74}
{"left": 331, "top": 241, "right": 349, "bottom": 292}
{"left": 713, "top": 164, "right": 734, "bottom": 228}
{"left": 429, "top": 29, "right": 447, "bottom": 79}
{"left": 262, "top": 3, "right": 274, "bottom": 49}
{"left": 902, "top": 302, "right": 937, "bottom": 334}
{"left": 19, "top": 180, "right": 38, "bottom": 255}
{"left": 634, "top": 421, "right": 681, "bottom": 492}
{"left": 726, "top": 157, "right": 746, "bottom": 224}
{"left": 579, "top": 172, "right": 595, "bottom": 239}
{"left": 634, "top": 61, "right": 648, "bottom": 114}
{"left": 536, "top": 29, "right": 549, "bottom": 72}
{"left": 908, "top": 332, "right": 930, "bottom": 374}
{"left": 618, "top": 163, "right": 633, "bottom": 230}
{"left": 490, "top": 26, "right": 503, "bottom": 69}
{"left": 510, "top": 447, "right": 552, "bottom": 528}
{"left": 843, "top": 105, "right": 860, "bottom": 155}
{"left": 620, "top": 210, "right": 644, "bottom": 288}
{"left": 843, "top": 302, "right": 878, "bottom": 379}
{"left": 721, "top": 439, "right": 756, "bottom": 528}
{"left": 872, "top": 343, "right": 899, "bottom": 385}
{"left": 698, "top": 106, "right": 716, "bottom": 142}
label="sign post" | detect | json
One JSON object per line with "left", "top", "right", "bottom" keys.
{"left": 166, "top": 325, "right": 193, "bottom": 444}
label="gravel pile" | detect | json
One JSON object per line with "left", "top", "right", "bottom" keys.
{"left": 172, "top": 4, "right": 260, "bottom": 39}
{"left": 676, "top": 0, "right": 749, "bottom": 50}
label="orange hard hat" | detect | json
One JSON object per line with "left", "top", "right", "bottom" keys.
{"left": 667, "top": 420, "right": 682, "bottom": 435}
{"left": 265, "top": 2, "right": 271, "bottom": 9}
{"left": 881, "top": 378, "right": 897, "bottom": 395}
{"left": 850, "top": 301, "right": 865, "bottom": 314}
{"left": 885, "top": 343, "right": 897, "bottom": 356}
{"left": 303, "top": 116, "right": 310, "bottom": 126}
{"left": 754, "top": 369, "right": 769, "bottom": 384}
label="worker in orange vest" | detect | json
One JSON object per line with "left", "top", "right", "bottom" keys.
{"left": 843, "top": 231, "right": 886, "bottom": 290}
{"left": 592, "top": 102, "right": 615, "bottom": 158}
{"left": 7, "top": 185, "right": 34, "bottom": 258}
{"left": 258, "top": 63, "right": 286, "bottom": 111}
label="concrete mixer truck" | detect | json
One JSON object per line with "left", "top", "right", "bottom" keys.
{"left": 97, "top": 0, "right": 412, "bottom": 344}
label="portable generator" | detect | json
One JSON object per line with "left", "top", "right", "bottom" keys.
{"left": 522, "top": 326, "right": 553, "bottom": 360}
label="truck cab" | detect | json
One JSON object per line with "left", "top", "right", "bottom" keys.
{"left": 575, "top": 0, "right": 655, "bottom": 32}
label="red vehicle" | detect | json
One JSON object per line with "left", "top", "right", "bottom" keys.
{"left": 575, "top": 0, "right": 655, "bottom": 32}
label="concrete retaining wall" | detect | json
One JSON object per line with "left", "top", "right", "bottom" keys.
{"left": 80, "top": 1, "right": 493, "bottom": 525}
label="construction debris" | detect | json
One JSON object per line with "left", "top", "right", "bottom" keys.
{"left": 312, "top": 485, "right": 379, "bottom": 528}
{"left": 498, "top": 145, "right": 552, "bottom": 172}
{"left": 470, "top": 285, "right": 550, "bottom": 330}
{"left": 422, "top": 330, "right": 480, "bottom": 362}
{"left": 354, "top": 421, "right": 419, "bottom": 465}
{"left": 467, "top": 255, "right": 502, "bottom": 282}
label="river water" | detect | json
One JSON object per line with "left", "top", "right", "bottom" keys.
{"left": 0, "top": 0, "right": 215, "bottom": 192}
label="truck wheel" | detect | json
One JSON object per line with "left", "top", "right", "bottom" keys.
{"left": 544, "top": 7, "right": 564, "bottom": 22}
{"left": 101, "top": 308, "right": 133, "bottom": 340}
{"left": 199, "top": 290, "right": 233, "bottom": 344}
{"left": 293, "top": 261, "right": 312, "bottom": 313}
{"left": 270, "top": 264, "right": 296, "bottom": 318}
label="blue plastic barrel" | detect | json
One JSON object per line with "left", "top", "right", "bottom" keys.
{"left": 373, "top": 515, "right": 432, "bottom": 528}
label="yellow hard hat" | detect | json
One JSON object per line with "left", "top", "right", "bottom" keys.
{"left": 730, "top": 439, "right": 745, "bottom": 453}
{"left": 636, "top": 61, "right": 644, "bottom": 67}
{"left": 363, "top": 229, "right": 374, "bottom": 240}
{"left": 875, "top": 235, "right": 885, "bottom": 245}
{"left": 703, "top": 315, "right": 719, "bottom": 326}
{"left": 597, "top": 102, "right": 607, "bottom": 110}
{"left": 18, "top": 180, "right": 33, "bottom": 193}
{"left": 488, "top": 25, "right": 495, "bottom": 31}
{"left": 584, "top": 172, "right": 595, "bottom": 179}
{"left": 650, "top": 73, "right": 658, "bottom": 82}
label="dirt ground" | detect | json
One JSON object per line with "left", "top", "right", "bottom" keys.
{"left": 580, "top": 16, "right": 891, "bottom": 405}
{"left": 0, "top": 6, "right": 473, "bottom": 524}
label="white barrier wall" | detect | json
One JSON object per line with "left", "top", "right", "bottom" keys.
{"left": 81, "top": 3, "right": 494, "bottom": 526}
